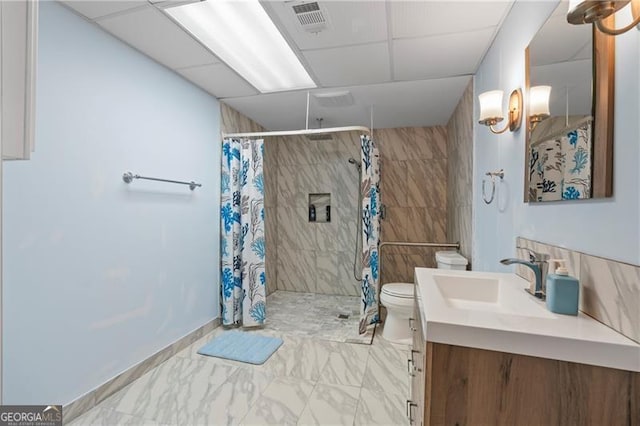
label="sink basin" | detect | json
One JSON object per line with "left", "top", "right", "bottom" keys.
{"left": 434, "top": 275, "right": 499, "bottom": 303}
{"left": 432, "top": 273, "right": 554, "bottom": 319}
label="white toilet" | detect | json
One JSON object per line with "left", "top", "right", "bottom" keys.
{"left": 380, "top": 250, "right": 468, "bottom": 344}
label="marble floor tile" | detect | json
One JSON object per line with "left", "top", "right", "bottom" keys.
{"left": 99, "top": 357, "right": 184, "bottom": 424}
{"left": 318, "top": 343, "right": 370, "bottom": 387}
{"left": 298, "top": 383, "right": 361, "bottom": 426}
{"left": 67, "top": 407, "right": 162, "bottom": 426}
{"left": 288, "top": 339, "right": 332, "bottom": 381}
{"left": 354, "top": 388, "right": 407, "bottom": 426}
{"left": 177, "top": 367, "right": 275, "bottom": 425}
{"left": 264, "top": 291, "right": 373, "bottom": 344}
{"left": 67, "top": 292, "right": 407, "bottom": 424}
{"left": 239, "top": 376, "right": 315, "bottom": 425}
{"left": 362, "top": 343, "right": 409, "bottom": 397}
{"left": 173, "top": 359, "right": 239, "bottom": 424}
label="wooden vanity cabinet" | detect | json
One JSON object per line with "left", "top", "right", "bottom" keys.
{"left": 409, "top": 292, "right": 640, "bottom": 426}
{"left": 408, "top": 299, "right": 425, "bottom": 426}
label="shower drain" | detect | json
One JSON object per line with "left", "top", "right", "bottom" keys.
{"left": 337, "top": 313, "right": 350, "bottom": 319}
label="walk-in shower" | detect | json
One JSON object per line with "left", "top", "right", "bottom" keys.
{"left": 221, "top": 128, "right": 380, "bottom": 344}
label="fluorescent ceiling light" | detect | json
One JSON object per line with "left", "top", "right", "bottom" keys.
{"left": 165, "top": 0, "right": 316, "bottom": 94}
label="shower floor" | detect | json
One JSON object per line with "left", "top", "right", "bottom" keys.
{"left": 262, "top": 290, "right": 375, "bottom": 344}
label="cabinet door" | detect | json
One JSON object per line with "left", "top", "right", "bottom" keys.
{"left": 1, "top": 0, "right": 38, "bottom": 160}
{"left": 410, "top": 298, "right": 425, "bottom": 426}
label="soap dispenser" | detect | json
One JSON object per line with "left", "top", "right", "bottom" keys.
{"left": 545, "top": 259, "right": 579, "bottom": 316}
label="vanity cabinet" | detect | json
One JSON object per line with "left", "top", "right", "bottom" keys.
{"left": 1, "top": 0, "right": 38, "bottom": 160}
{"left": 408, "top": 300, "right": 425, "bottom": 426}
{"left": 409, "top": 291, "right": 640, "bottom": 426}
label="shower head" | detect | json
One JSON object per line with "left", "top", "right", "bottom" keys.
{"left": 348, "top": 157, "right": 361, "bottom": 171}
{"left": 306, "top": 118, "right": 333, "bottom": 141}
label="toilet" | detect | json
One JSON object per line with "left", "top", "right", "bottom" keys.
{"left": 380, "top": 250, "right": 468, "bottom": 344}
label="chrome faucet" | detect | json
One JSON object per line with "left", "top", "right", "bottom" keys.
{"left": 500, "top": 249, "right": 550, "bottom": 299}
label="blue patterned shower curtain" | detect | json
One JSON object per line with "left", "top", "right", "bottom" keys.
{"left": 220, "top": 138, "right": 266, "bottom": 327}
{"left": 359, "top": 134, "right": 381, "bottom": 334}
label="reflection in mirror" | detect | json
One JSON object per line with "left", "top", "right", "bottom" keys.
{"left": 527, "top": 1, "right": 594, "bottom": 202}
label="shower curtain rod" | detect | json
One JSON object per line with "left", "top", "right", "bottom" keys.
{"left": 222, "top": 125, "right": 371, "bottom": 139}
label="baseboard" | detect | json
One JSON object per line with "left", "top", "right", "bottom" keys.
{"left": 63, "top": 318, "right": 220, "bottom": 424}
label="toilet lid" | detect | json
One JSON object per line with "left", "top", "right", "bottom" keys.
{"left": 381, "top": 283, "right": 414, "bottom": 298}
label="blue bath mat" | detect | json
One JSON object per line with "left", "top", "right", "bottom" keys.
{"left": 197, "top": 331, "right": 283, "bottom": 365}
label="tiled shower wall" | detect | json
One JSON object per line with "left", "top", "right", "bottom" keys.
{"left": 221, "top": 104, "right": 361, "bottom": 297}
{"left": 516, "top": 237, "right": 640, "bottom": 344}
{"left": 376, "top": 127, "right": 448, "bottom": 284}
{"left": 446, "top": 81, "right": 474, "bottom": 266}
{"left": 275, "top": 132, "right": 362, "bottom": 296}
{"left": 220, "top": 104, "right": 277, "bottom": 295}
{"left": 221, "top": 105, "right": 452, "bottom": 294}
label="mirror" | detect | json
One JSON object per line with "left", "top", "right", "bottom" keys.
{"left": 524, "top": 1, "right": 614, "bottom": 202}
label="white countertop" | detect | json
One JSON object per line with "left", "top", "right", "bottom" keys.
{"left": 415, "top": 268, "right": 640, "bottom": 372}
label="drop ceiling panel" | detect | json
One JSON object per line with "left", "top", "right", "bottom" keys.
{"left": 223, "top": 76, "right": 471, "bottom": 130}
{"left": 223, "top": 91, "right": 312, "bottom": 131}
{"left": 266, "top": 1, "right": 388, "bottom": 50}
{"left": 391, "top": 1, "right": 511, "bottom": 39}
{"left": 350, "top": 77, "right": 471, "bottom": 128}
{"left": 176, "top": 64, "right": 258, "bottom": 98}
{"left": 97, "top": 5, "right": 219, "bottom": 69}
{"left": 393, "top": 28, "right": 494, "bottom": 81}
{"left": 62, "top": 1, "right": 148, "bottom": 20}
{"left": 304, "top": 43, "right": 390, "bottom": 87}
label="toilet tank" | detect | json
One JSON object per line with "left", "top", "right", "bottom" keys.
{"left": 436, "top": 251, "right": 468, "bottom": 270}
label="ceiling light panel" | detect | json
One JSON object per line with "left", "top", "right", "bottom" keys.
{"left": 165, "top": 0, "right": 316, "bottom": 93}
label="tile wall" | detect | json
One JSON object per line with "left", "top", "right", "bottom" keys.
{"left": 221, "top": 104, "right": 362, "bottom": 296}
{"left": 275, "top": 132, "right": 362, "bottom": 296}
{"left": 446, "top": 81, "right": 474, "bottom": 265}
{"left": 516, "top": 237, "right": 640, "bottom": 344}
{"left": 376, "top": 127, "right": 449, "bottom": 284}
{"left": 220, "top": 104, "right": 277, "bottom": 295}
{"left": 222, "top": 104, "right": 456, "bottom": 295}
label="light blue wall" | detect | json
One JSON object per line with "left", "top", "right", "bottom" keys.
{"left": 3, "top": 2, "right": 221, "bottom": 405}
{"left": 473, "top": 1, "right": 640, "bottom": 271}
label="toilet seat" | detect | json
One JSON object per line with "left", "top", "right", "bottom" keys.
{"left": 381, "top": 283, "right": 413, "bottom": 299}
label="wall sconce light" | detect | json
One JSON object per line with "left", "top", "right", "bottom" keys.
{"left": 568, "top": 0, "right": 640, "bottom": 35}
{"left": 478, "top": 89, "right": 523, "bottom": 134}
{"left": 528, "top": 85, "right": 551, "bottom": 131}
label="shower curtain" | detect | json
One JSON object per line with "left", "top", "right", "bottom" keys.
{"left": 220, "top": 138, "right": 266, "bottom": 327}
{"left": 359, "top": 134, "right": 381, "bottom": 334}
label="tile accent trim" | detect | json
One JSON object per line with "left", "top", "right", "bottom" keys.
{"left": 516, "top": 237, "right": 640, "bottom": 344}
{"left": 63, "top": 318, "right": 221, "bottom": 424}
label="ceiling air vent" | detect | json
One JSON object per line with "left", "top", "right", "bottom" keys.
{"left": 291, "top": 2, "right": 329, "bottom": 34}
{"left": 313, "top": 91, "right": 355, "bottom": 108}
